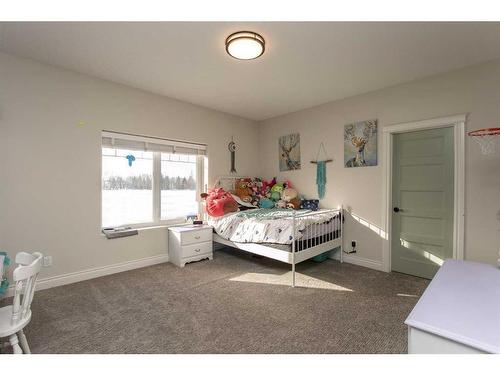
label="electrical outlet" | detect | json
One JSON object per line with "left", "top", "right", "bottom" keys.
{"left": 43, "top": 256, "right": 52, "bottom": 267}
{"left": 343, "top": 240, "right": 357, "bottom": 254}
{"left": 343, "top": 241, "right": 357, "bottom": 254}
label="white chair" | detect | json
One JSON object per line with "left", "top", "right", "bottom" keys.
{"left": 0, "top": 252, "right": 43, "bottom": 354}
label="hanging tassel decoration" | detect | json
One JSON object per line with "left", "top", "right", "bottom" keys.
{"left": 311, "top": 142, "right": 331, "bottom": 199}
{"left": 316, "top": 160, "right": 326, "bottom": 199}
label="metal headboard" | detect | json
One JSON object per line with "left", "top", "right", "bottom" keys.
{"left": 213, "top": 175, "right": 248, "bottom": 192}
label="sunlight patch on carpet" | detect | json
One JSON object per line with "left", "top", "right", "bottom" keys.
{"left": 397, "top": 293, "right": 419, "bottom": 298}
{"left": 229, "top": 271, "right": 353, "bottom": 291}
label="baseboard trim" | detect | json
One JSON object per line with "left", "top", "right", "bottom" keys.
{"left": 342, "top": 254, "right": 384, "bottom": 272}
{"left": 5, "top": 254, "right": 169, "bottom": 297}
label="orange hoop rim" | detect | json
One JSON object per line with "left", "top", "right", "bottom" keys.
{"left": 468, "top": 127, "right": 500, "bottom": 136}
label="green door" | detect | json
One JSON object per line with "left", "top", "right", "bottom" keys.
{"left": 391, "top": 127, "right": 454, "bottom": 279}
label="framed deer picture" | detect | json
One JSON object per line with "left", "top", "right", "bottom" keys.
{"left": 279, "top": 133, "right": 301, "bottom": 171}
{"left": 344, "top": 119, "right": 377, "bottom": 168}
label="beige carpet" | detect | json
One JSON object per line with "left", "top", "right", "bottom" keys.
{"left": 4, "top": 248, "right": 428, "bottom": 353}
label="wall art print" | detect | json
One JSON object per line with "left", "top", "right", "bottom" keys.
{"left": 279, "top": 133, "right": 301, "bottom": 171}
{"left": 344, "top": 119, "right": 377, "bottom": 168}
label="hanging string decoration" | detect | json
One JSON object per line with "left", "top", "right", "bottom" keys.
{"left": 316, "top": 161, "right": 327, "bottom": 199}
{"left": 310, "top": 142, "right": 332, "bottom": 199}
{"left": 228, "top": 136, "right": 237, "bottom": 173}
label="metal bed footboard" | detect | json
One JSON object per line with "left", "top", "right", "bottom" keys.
{"left": 290, "top": 207, "right": 343, "bottom": 287}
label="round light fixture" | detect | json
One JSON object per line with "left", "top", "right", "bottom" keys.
{"left": 225, "top": 31, "right": 265, "bottom": 60}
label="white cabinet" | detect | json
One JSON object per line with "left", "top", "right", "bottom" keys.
{"left": 405, "top": 259, "right": 500, "bottom": 354}
{"left": 168, "top": 225, "right": 213, "bottom": 267}
{"left": 408, "top": 326, "right": 485, "bottom": 354}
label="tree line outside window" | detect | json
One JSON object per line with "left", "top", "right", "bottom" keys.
{"left": 102, "top": 174, "right": 196, "bottom": 190}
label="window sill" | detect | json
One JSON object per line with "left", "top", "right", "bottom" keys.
{"left": 100, "top": 220, "right": 191, "bottom": 237}
{"left": 136, "top": 222, "right": 191, "bottom": 231}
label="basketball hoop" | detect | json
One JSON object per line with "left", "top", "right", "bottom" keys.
{"left": 468, "top": 127, "right": 500, "bottom": 155}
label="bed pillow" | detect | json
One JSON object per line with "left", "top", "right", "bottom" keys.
{"left": 301, "top": 199, "right": 319, "bottom": 211}
{"left": 231, "top": 193, "right": 258, "bottom": 209}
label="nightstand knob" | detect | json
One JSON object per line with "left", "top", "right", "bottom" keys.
{"left": 195, "top": 248, "right": 201, "bottom": 252}
{"left": 194, "top": 235, "right": 201, "bottom": 239}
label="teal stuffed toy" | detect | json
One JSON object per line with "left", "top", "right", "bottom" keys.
{"left": 259, "top": 197, "right": 274, "bottom": 209}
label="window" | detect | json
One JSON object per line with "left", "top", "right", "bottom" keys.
{"left": 160, "top": 153, "right": 198, "bottom": 221}
{"left": 101, "top": 132, "right": 206, "bottom": 228}
{"left": 102, "top": 148, "right": 153, "bottom": 227}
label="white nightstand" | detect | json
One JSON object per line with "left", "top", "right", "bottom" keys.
{"left": 168, "top": 224, "right": 213, "bottom": 267}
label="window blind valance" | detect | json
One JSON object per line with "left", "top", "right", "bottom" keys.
{"left": 102, "top": 131, "right": 207, "bottom": 155}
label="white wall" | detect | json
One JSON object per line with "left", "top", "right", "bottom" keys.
{"left": 0, "top": 52, "right": 260, "bottom": 280}
{"left": 2, "top": 51, "right": 499, "bottom": 285}
{"left": 259, "top": 61, "right": 500, "bottom": 267}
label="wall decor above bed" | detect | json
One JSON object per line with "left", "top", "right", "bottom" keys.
{"left": 310, "top": 142, "right": 332, "bottom": 199}
{"left": 344, "top": 119, "right": 377, "bottom": 168}
{"left": 279, "top": 133, "right": 301, "bottom": 171}
{"left": 228, "top": 136, "right": 237, "bottom": 173}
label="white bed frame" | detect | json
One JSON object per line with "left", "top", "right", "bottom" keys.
{"left": 212, "top": 176, "right": 343, "bottom": 287}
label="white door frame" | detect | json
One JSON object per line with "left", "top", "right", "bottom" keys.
{"left": 381, "top": 114, "right": 466, "bottom": 273}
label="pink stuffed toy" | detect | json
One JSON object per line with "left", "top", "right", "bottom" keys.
{"left": 201, "top": 188, "right": 238, "bottom": 217}
{"left": 260, "top": 180, "right": 269, "bottom": 196}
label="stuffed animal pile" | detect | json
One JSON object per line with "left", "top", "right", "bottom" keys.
{"left": 201, "top": 178, "right": 323, "bottom": 217}
{"left": 233, "top": 177, "right": 301, "bottom": 210}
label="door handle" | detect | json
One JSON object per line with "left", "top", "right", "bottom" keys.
{"left": 393, "top": 207, "right": 401, "bottom": 213}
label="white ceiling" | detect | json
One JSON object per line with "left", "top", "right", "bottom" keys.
{"left": 1, "top": 22, "right": 500, "bottom": 121}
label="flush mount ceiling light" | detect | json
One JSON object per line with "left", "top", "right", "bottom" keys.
{"left": 225, "top": 31, "right": 265, "bottom": 60}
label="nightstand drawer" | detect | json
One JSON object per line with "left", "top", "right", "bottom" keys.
{"left": 181, "top": 228, "right": 212, "bottom": 245}
{"left": 181, "top": 241, "right": 212, "bottom": 258}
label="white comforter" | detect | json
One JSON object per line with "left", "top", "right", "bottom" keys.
{"left": 208, "top": 208, "right": 338, "bottom": 244}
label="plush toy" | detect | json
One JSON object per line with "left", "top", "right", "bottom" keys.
{"left": 201, "top": 188, "right": 238, "bottom": 217}
{"left": 270, "top": 183, "right": 284, "bottom": 201}
{"left": 268, "top": 177, "right": 277, "bottom": 187}
{"left": 301, "top": 199, "right": 320, "bottom": 211}
{"left": 282, "top": 187, "right": 298, "bottom": 202}
{"left": 259, "top": 179, "right": 269, "bottom": 197}
{"left": 259, "top": 197, "right": 275, "bottom": 209}
{"left": 265, "top": 188, "right": 272, "bottom": 199}
{"left": 275, "top": 199, "right": 287, "bottom": 209}
{"left": 263, "top": 178, "right": 276, "bottom": 197}
{"left": 281, "top": 187, "right": 300, "bottom": 210}
{"left": 287, "top": 197, "right": 301, "bottom": 210}
{"left": 252, "top": 178, "right": 262, "bottom": 195}
{"left": 234, "top": 178, "right": 253, "bottom": 203}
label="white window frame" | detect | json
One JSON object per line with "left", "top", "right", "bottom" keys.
{"left": 101, "top": 132, "right": 206, "bottom": 230}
